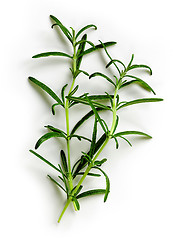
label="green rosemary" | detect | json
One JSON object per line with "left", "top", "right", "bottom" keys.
{"left": 29, "top": 15, "right": 163, "bottom": 223}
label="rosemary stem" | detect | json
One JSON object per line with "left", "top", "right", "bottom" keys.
{"left": 58, "top": 198, "right": 71, "bottom": 223}
{"left": 65, "top": 94, "right": 78, "bottom": 212}
{"left": 109, "top": 88, "right": 118, "bottom": 135}
{"left": 64, "top": 30, "right": 78, "bottom": 210}
{"left": 65, "top": 102, "right": 73, "bottom": 190}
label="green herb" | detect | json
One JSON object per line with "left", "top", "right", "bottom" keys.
{"left": 29, "top": 15, "right": 163, "bottom": 223}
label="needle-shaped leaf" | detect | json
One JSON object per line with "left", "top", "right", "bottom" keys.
{"left": 47, "top": 175, "right": 67, "bottom": 193}
{"left": 116, "top": 94, "right": 120, "bottom": 106}
{"left": 112, "top": 115, "right": 119, "bottom": 135}
{"left": 119, "top": 136, "right": 132, "bottom": 147}
{"left": 76, "top": 24, "right": 97, "bottom": 39}
{"left": 113, "top": 130, "right": 152, "bottom": 138}
{"left": 78, "top": 41, "right": 117, "bottom": 57}
{"left": 67, "top": 95, "right": 111, "bottom": 111}
{"left": 114, "top": 75, "right": 119, "bottom": 85}
{"left": 51, "top": 103, "right": 62, "bottom": 115}
{"left": 35, "top": 132, "right": 67, "bottom": 149}
{"left": 112, "top": 136, "right": 119, "bottom": 149}
{"left": 44, "top": 125, "right": 67, "bottom": 136}
{"left": 94, "top": 133, "right": 107, "bottom": 154}
{"left": 75, "top": 40, "right": 95, "bottom": 48}
{"left": 99, "top": 40, "right": 116, "bottom": 62}
{"left": 29, "top": 150, "right": 60, "bottom": 173}
{"left": 127, "top": 64, "right": 152, "bottom": 75}
{"left": 79, "top": 70, "right": 90, "bottom": 76}
{"left": 81, "top": 152, "right": 92, "bottom": 163}
{"left": 89, "top": 117, "right": 98, "bottom": 158}
{"left": 68, "top": 95, "right": 108, "bottom": 109}
{"left": 99, "top": 41, "right": 123, "bottom": 77}
{"left": 70, "top": 108, "right": 104, "bottom": 135}
{"left": 85, "top": 95, "right": 107, "bottom": 133}
{"left": 73, "top": 69, "right": 89, "bottom": 78}
{"left": 58, "top": 164, "right": 69, "bottom": 194}
{"left": 60, "top": 150, "right": 68, "bottom": 175}
{"left": 50, "top": 15, "right": 72, "bottom": 43}
{"left": 58, "top": 176, "right": 65, "bottom": 183}
{"left": 69, "top": 134, "right": 91, "bottom": 142}
{"left": 105, "top": 92, "right": 113, "bottom": 107}
{"left": 89, "top": 72, "right": 116, "bottom": 87}
{"left": 89, "top": 94, "right": 114, "bottom": 101}
{"left": 99, "top": 40, "right": 122, "bottom": 76}
{"left": 76, "top": 34, "right": 87, "bottom": 70}
{"left": 76, "top": 172, "right": 101, "bottom": 177}
{"left": 72, "top": 185, "right": 83, "bottom": 197}
{"left": 120, "top": 76, "right": 156, "bottom": 95}
{"left": 94, "top": 158, "right": 107, "bottom": 167}
{"left": 32, "top": 52, "right": 72, "bottom": 59}
{"left": 29, "top": 77, "right": 63, "bottom": 105}
{"left": 70, "top": 27, "right": 75, "bottom": 38}
{"left": 61, "top": 84, "right": 68, "bottom": 103}
{"left": 92, "top": 167, "right": 110, "bottom": 202}
{"left": 117, "top": 98, "right": 163, "bottom": 110}
{"left": 72, "top": 198, "right": 80, "bottom": 210}
{"left": 101, "top": 119, "right": 109, "bottom": 133}
{"left": 76, "top": 189, "right": 106, "bottom": 199}
{"left": 68, "top": 85, "right": 79, "bottom": 96}
{"left": 127, "top": 54, "right": 134, "bottom": 69}
{"left": 106, "top": 59, "right": 126, "bottom": 71}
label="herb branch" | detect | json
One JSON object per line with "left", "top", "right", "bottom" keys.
{"left": 29, "top": 15, "right": 163, "bottom": 223}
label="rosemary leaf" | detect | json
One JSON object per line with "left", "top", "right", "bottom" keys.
{"left": 76, "top": 189, "right": 106, "bottom": 199}
{"left": 29, "top": 77, "right": 63, "bottom": 105}
{"left": 35, "top": 132, "right": 67, "bottom": 149}
{"left": 32, "top": 51, "right": 72, "bottom": 59}
{"left": 76, "top": 24, "right": 97, "bottom": 39}
{"left": 117, "top": 98, "right": 163, "bottom": 110}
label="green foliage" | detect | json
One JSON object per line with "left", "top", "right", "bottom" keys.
{"left": 93, "top": 167, "right": 110, "bottom": 202}
{"left": 76, "top": 34, "right": 87, "bottom": 70}
{"left": 44, "top": 125, "right": 66, "bottom": 136}
{"left": 127, "top": 64, "right": 152, "bottom": 75}
{"left": 117, "top": 98, "right": 163, "bottom": 110}
{"left": 89, "top": 117, "right": 98, "bottom": 158}
{"left": 47, "top": 175, "right": 67, "bottom": 193}
{"left": 75, "top": 24, "right": 97, "bottom": 39}
{"left": 28, "top": 77, "right": 63, "bottom": 106}
{"left": 50, "top": 15, "right": 73, "bottom": 43}
{"left": 35, "top": 132, "right": 67, "bottom": 149}
{"left": 120, "top": 76, "right": 156, "bottom": 94}
{"left": 29, "top": 150, "right": 60, "bottom": 173}
{"left": 89, "top": 72, "right": 116, "bottom": 87}
{"left": 113, "top": 130, "right": 152, "bottom": 138}
{"left": 60, "top": 150, "right": 68, "bottom": 175}
{"left": 29, "top": 15, "right": 163, "bottom": 223}
{"left": 32, "top": 51, "right": 72, "bottom": 59}
{"left": 61, "top": 84, "right": 68, "bottom": 104}
{"left": 70, "top": 107, "right": 104, "bottom": 135}
{"left": 66, "top": 95, "right": 112, "bottom": 110}
{"left": 85, "top": 95, "right": 107, "bottom": 133}
{"left": 76, "top": 189, "right": 106, "bottom": 199}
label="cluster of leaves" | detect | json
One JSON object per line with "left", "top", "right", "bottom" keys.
{"left": 29, "top": 15, "right": 163, "bottom": 221}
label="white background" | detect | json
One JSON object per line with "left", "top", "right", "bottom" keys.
{"left": 1, "top": 0, "right": 172, "bottom": 239}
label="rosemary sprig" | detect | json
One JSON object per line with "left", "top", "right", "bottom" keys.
{"left": 29, "top": 15, "right": 163, "bottom": 223}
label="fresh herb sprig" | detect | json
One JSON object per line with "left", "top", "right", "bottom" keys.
{"left": 29, "top": 15, "right": 163, "bottom": 223}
